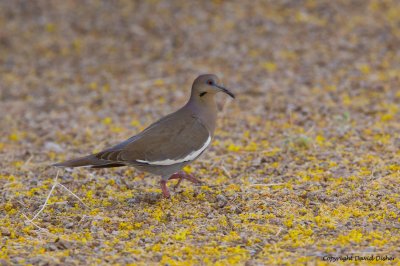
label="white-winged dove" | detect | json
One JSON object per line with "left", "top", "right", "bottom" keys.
{"left": 54, "top": 74, "right": 235, "bottom": 198}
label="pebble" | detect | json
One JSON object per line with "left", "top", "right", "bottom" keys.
{"left": 65, "top": 222, "right": 74, "bottom": 229}
{"left": 216, "top": 194, "right": 228, "bottom": 208}
{"left": 1, "top": 229, "right": 11, "bottom": 237}
{"left": 44, "top": 142, "right": 64, "bottom": 153}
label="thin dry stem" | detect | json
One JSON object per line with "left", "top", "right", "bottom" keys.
{"left": 22, "top": 213, "right": 55, "bottom": 237}
{"left": 58, "top": 183, "right": 89, "bottom": 209}
{"left": 221, "top": 165, "right": 232, "bottom": 179}
{"left": 27, "top": 170, "right": 59, "bottom": 222}
{"left": 250, "top": 183, "right": 285, "bottom": 187}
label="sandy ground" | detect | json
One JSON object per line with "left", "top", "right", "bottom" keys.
{"left": 0, "top": 0, "right": 399, "bottom": 265}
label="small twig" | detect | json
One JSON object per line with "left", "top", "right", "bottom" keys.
{"left": 261, "top": 198, "right": 280, "bottom": 204}
{"left": 224, "top": 214, "right": 234, "bottom": 231}
{"left": 46, "top": 201, "right": 68, "bottom": 206}
{"left": 22, "top": 213, "right": 55, "bottom": 237}
{"left": 27, "top": 170, "right": 59, "bottom": 222}
{"left": 228, "top": 193, "right": 238, "bottom": 204}
{"left": 77, "top": 215, "right": 88, "bottom": 225}
{"left": 221, "top": 165, "right": 232, "bottom": 179}
{"left": 250, "top": 183, "right": 285, "bottom": 187}
{"left": 275, "top": 227, "right": 282, "bottom": 236}
{"left": 58, "top": 183, "right": 89, "bottom": 209}
{"left": 22, "top": 155, "right": 34, "bottom": 168}
{"left": 305, "top": 125, "right": 315, "bottom": 135}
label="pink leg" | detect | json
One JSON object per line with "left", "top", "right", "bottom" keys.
{"left": 182, "top": 173, "right": 201, "bottom": 184}
{"left": 169, "top": 171, "right": 202, "bottom": 190}
{"left": 160, "top": 180, "right": 170, "bottom": 198}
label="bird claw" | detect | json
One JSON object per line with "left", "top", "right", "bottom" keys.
{"left": 160, "top": 171, "right": 203, "bottom": 197}
{"left": 169, "top": 171, "right": 202, "bottom": 190}
{"left": 173, "top": 178, "right": 183, "bottom": 191}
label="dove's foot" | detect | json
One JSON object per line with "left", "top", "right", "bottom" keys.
{"left": 169, "top": 171, "right": 201, "bottom": 190}
{"left": 160, "top": 171, "right": 202, "bottom": 198}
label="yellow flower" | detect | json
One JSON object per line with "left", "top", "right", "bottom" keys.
{"left": 8, "top": 133, "right": 19, "bottom": 142}
{"left": 102, "top": 117, "right": 112, "bottom": 125}
{"left": 174, "top": 229, "right": 189, "bottom": 241}
{"left": 262, "top": 61, "right": 277, "bottom": 72}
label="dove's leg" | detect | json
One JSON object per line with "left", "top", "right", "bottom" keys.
{"left": 160, "top": 180, "right": 170, "bottom": 198}
{"left": 169, "top": 171, "right": 201, "bottom": 190}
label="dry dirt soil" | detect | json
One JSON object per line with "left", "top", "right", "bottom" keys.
{"left": 0, "top": 0, "right": 399, "bottom": 265}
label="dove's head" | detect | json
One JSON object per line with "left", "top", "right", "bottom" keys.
{"left": 191, "top": 74, "right": 235, "bottom": 100}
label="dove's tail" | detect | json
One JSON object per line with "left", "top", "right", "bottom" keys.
{"left": 53, "top": 155, "right": 125, "bottom": 169}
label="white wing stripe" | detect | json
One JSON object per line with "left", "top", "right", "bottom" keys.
{"left": 136, "top": 136, "right": 211, "bottom": 166}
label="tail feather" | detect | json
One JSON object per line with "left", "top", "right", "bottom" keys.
{"left": 53, "top": 154, "right": 123, "bottom": 168}
{"left": 91, "top": 163, "right": 125, "bottom": 168}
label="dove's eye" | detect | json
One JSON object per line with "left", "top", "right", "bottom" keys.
{"left": 207, "top": 80, "right": 214, "bottom": 85}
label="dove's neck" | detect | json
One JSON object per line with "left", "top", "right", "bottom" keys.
{"left": 186, "top": 94, "right": 218, "bottom": 135}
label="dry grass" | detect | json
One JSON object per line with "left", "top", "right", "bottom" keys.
{"left": 1, "top": 0, "right": 399, "bottom": 265}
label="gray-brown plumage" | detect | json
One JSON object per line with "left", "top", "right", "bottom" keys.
{"left": 54, "top": 74, "right": 235, "bottom": 197}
